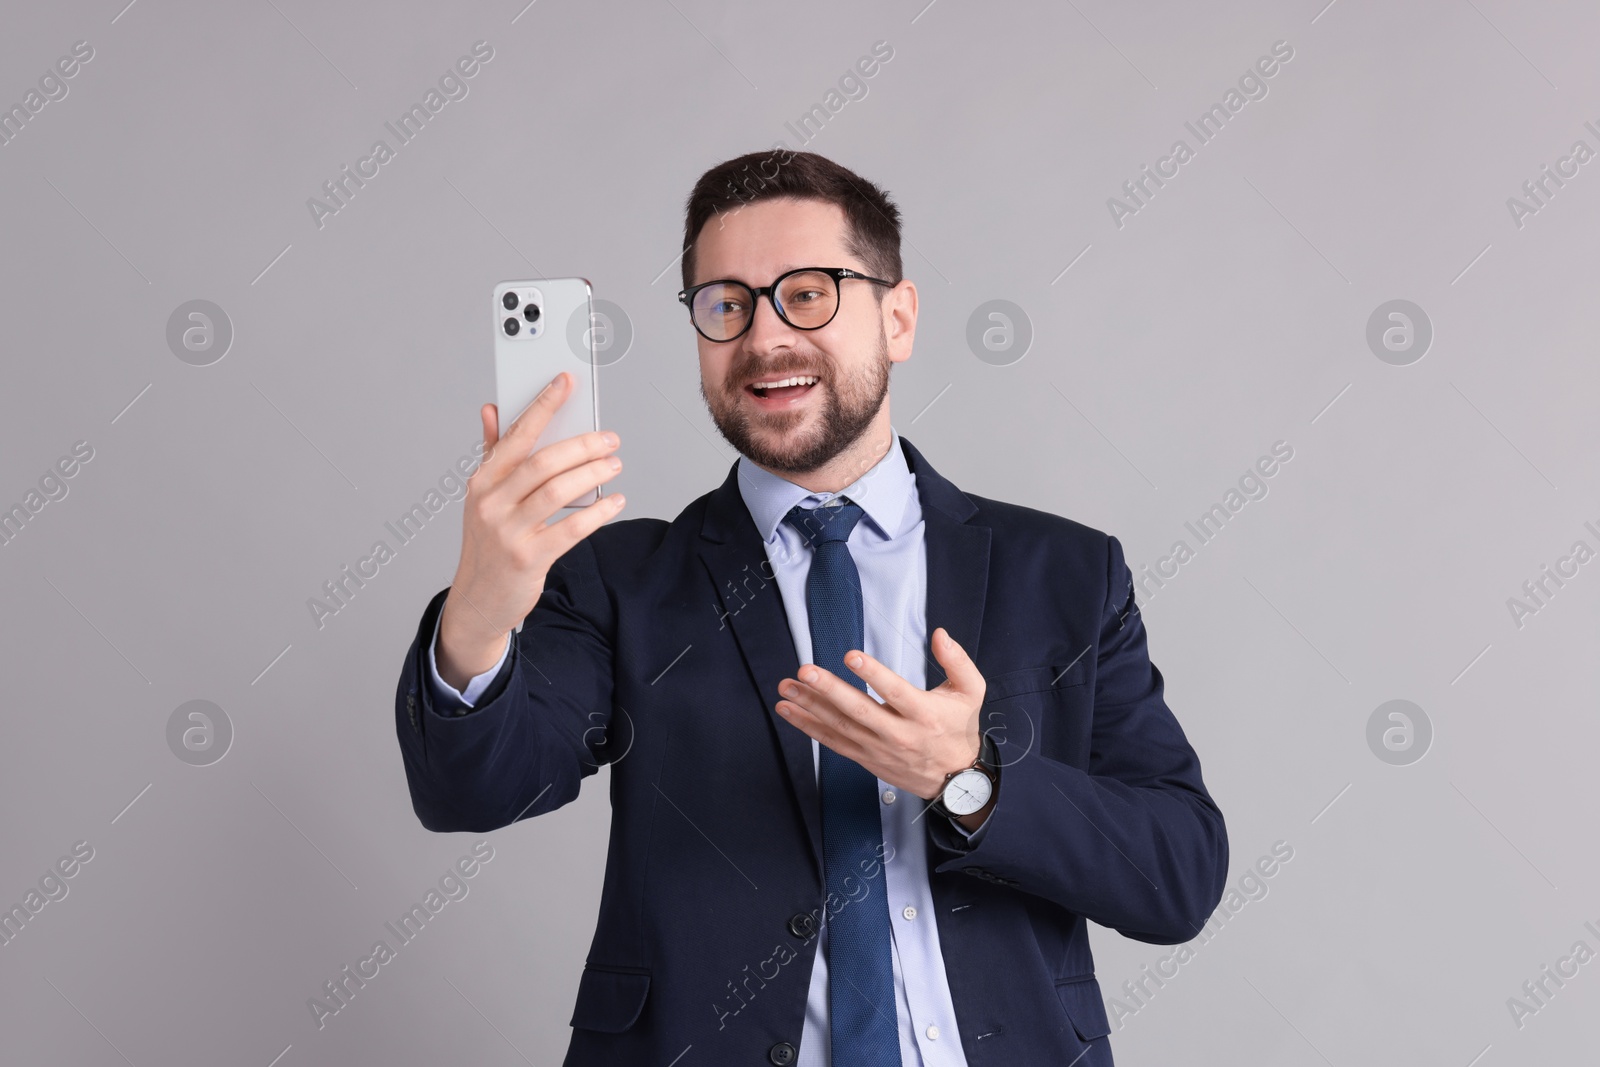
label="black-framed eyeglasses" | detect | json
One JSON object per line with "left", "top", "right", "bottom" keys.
{"left": 677, "top": 266, "right": 895, "bottom": 343}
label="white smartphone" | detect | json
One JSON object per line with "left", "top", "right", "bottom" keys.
{"left": 493, "top": 277, "right": 602, "bottom": 508}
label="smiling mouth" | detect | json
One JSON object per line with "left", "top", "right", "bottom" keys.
{"left": 746, "top": 374, "right": 820, "bottom": 401}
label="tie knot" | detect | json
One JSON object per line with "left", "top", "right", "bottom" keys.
{"left": 783, "top": 497, "right": 865, "bottom": 548}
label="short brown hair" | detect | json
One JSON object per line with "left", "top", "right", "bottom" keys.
{"left": 680, "top": 149, "right": 903, "bottom": 292}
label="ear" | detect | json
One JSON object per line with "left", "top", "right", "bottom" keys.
{"left": 884, "top": 279, "right": 918, "bottom": 364}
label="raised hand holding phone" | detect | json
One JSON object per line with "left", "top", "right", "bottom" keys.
{"left": 435, "top": 371, "right": 625, "bottom": 690}
{"left": 493, "top": 277, "right": 601, "bottom": 505}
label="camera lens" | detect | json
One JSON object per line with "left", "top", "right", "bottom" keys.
{"left": 503, "top": 317, "right": 520, "bottom": 336}
{"left": 524, "top": 303, "right": 541, "bottom": 323}
{"left": 502, "top": 291, "right": 519, "bottom": 310}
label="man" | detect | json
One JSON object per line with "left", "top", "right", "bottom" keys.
{"left": 394, "top": 149, "right": 1228, "bottom": 1066}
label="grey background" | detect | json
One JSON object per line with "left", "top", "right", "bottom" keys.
{"left": 2, "top": 0, "right": 1596, "bottom": 1063}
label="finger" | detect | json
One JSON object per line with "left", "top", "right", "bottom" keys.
{"left": 482, "top": 371, "right": 573, "bottom": 481}
{"left": 838, "top": 649, "right": 917, "bottom": 717}
{"left": 514, "top": 453, "right": 625, "bottom": 530}
{"left": 482, "top": 403, "right": 500, "bottom": 454}
{"left": 775, "top": 698, "right": 861, "bottom": 762}
{"left": 496, "top": 427, "right": 620, "bottom": 506}
{"left": 930, "top": 627, "right": 985, "bottom": 699}
{"left": 788, "top": 667, "right": 883, "bottom": 736}
{"left": 469, "top": 402, "right": 508, "bottom": 479}
{"left": 533, "top": 489, "right": 627, "bottom": 560}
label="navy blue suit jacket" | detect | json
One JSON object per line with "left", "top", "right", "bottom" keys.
{"left": 394, "top": 436, "right": 1228, "bottom": 1066}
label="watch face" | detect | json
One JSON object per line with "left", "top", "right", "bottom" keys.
{"left": 942, "top": 768, "right": 993, "bottom": 816}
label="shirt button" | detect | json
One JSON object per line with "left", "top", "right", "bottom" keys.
{"left": 882, "top": 790, "right": 897, "bottom": 805}
{"left": 926, "top": 1024, "right": 940, "bottom": 1040}
{"left": 902, "top": 905, "right": 917, "bottom": 920}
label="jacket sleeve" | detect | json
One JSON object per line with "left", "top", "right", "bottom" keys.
{"left": 927, "top": 533, "right": 1229, "bottom": 944}
{"left": 393, "top": 536, "right": 619, "bottom": 834}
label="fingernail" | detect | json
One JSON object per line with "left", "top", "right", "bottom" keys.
{"left": 603, "top": 432, "right": 619, "bottom": 447}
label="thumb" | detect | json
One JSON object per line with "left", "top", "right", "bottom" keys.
{"left": 482, "top": 403, "right": 500, "bottom": 456}
{"left": 931, "top": 627, "right": 984, "bottom": 697}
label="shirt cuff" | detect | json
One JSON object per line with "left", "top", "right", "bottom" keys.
{"left": 427, "top": 612, "right": 511, "bottom": 709}
{"left": 948, "top": 813, "right": 992, "bottom": 848}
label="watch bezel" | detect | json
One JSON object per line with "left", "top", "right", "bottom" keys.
{"left": 934, "top": 733, "right": 999, "bottom": 818}
{"left": 939, "top": 767, "right": 994, "bottom": 816}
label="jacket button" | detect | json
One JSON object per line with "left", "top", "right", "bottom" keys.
{"left": 768, "top": 1041, "right": 797, "bottom": 1065}
{"left": 787, "top": 913, "right": 816, "bottom": 939}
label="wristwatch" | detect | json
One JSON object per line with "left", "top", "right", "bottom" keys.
{"left": 931, "top": 732, "right": 999, "bottom": 819}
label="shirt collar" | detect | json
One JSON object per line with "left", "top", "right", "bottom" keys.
{"left": 736, "top": 426, "right": 915, "bottom": 543}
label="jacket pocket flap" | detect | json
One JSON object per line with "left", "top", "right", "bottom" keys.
{"left": 1055, "top": 976, "right": 1111, "bottom": 1041}
{"left": 985, "top": 661, "right": 1088, "bottom": 702}
{"left": 570, "top": 966, "right": 650, "bottom": 1032}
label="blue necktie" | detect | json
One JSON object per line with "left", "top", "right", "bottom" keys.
{"left": 783, "top": 497, "right": 900, "bottom": 1066}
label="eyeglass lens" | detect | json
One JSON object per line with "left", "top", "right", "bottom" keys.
{"left": 690, "top": 270, "right": 838, "bottom": 341}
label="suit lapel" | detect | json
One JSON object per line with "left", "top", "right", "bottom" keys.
{"left": 696, "top": 435, "right": 990, "bottom": 880}
{"left": 901, "top": 436, "right": 991, "bottom": 686}
{"left": 699, "top": 467, "right": 822, "bottom": 879}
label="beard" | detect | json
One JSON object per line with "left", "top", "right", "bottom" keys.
{"left": 700, "top": 325, "right": 890, "bottom": 476}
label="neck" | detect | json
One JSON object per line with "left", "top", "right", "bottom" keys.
{"left": 756, "top": 412, "right": 895, "bottom": 495}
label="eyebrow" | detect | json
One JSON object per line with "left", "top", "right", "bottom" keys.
{"left": 707, "top": 264, "right": 829, "bottom": 285}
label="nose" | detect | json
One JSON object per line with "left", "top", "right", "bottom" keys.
{"left": 741, "top": 290, "right": 799, "bottom": 352}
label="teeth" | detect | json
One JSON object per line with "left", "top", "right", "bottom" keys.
{"left": 752, "top": 375, "right": 819, "bottom": 390}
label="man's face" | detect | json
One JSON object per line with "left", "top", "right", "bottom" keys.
{"left": 691, "top": 197, "right": 897, "bottom": 476}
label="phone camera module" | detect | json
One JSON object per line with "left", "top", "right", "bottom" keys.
{"left": 502, "top": 291, "right": 519, "bottom": 311}
{"left": 523, "top": 303, "right": 541, "bottom": 324}
{"left": 503, "top": 317, "right": 520, "bottom": 336}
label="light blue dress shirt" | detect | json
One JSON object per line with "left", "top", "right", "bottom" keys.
{"left": 428, "top": 427, "right": 985, "bottom": 1065}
